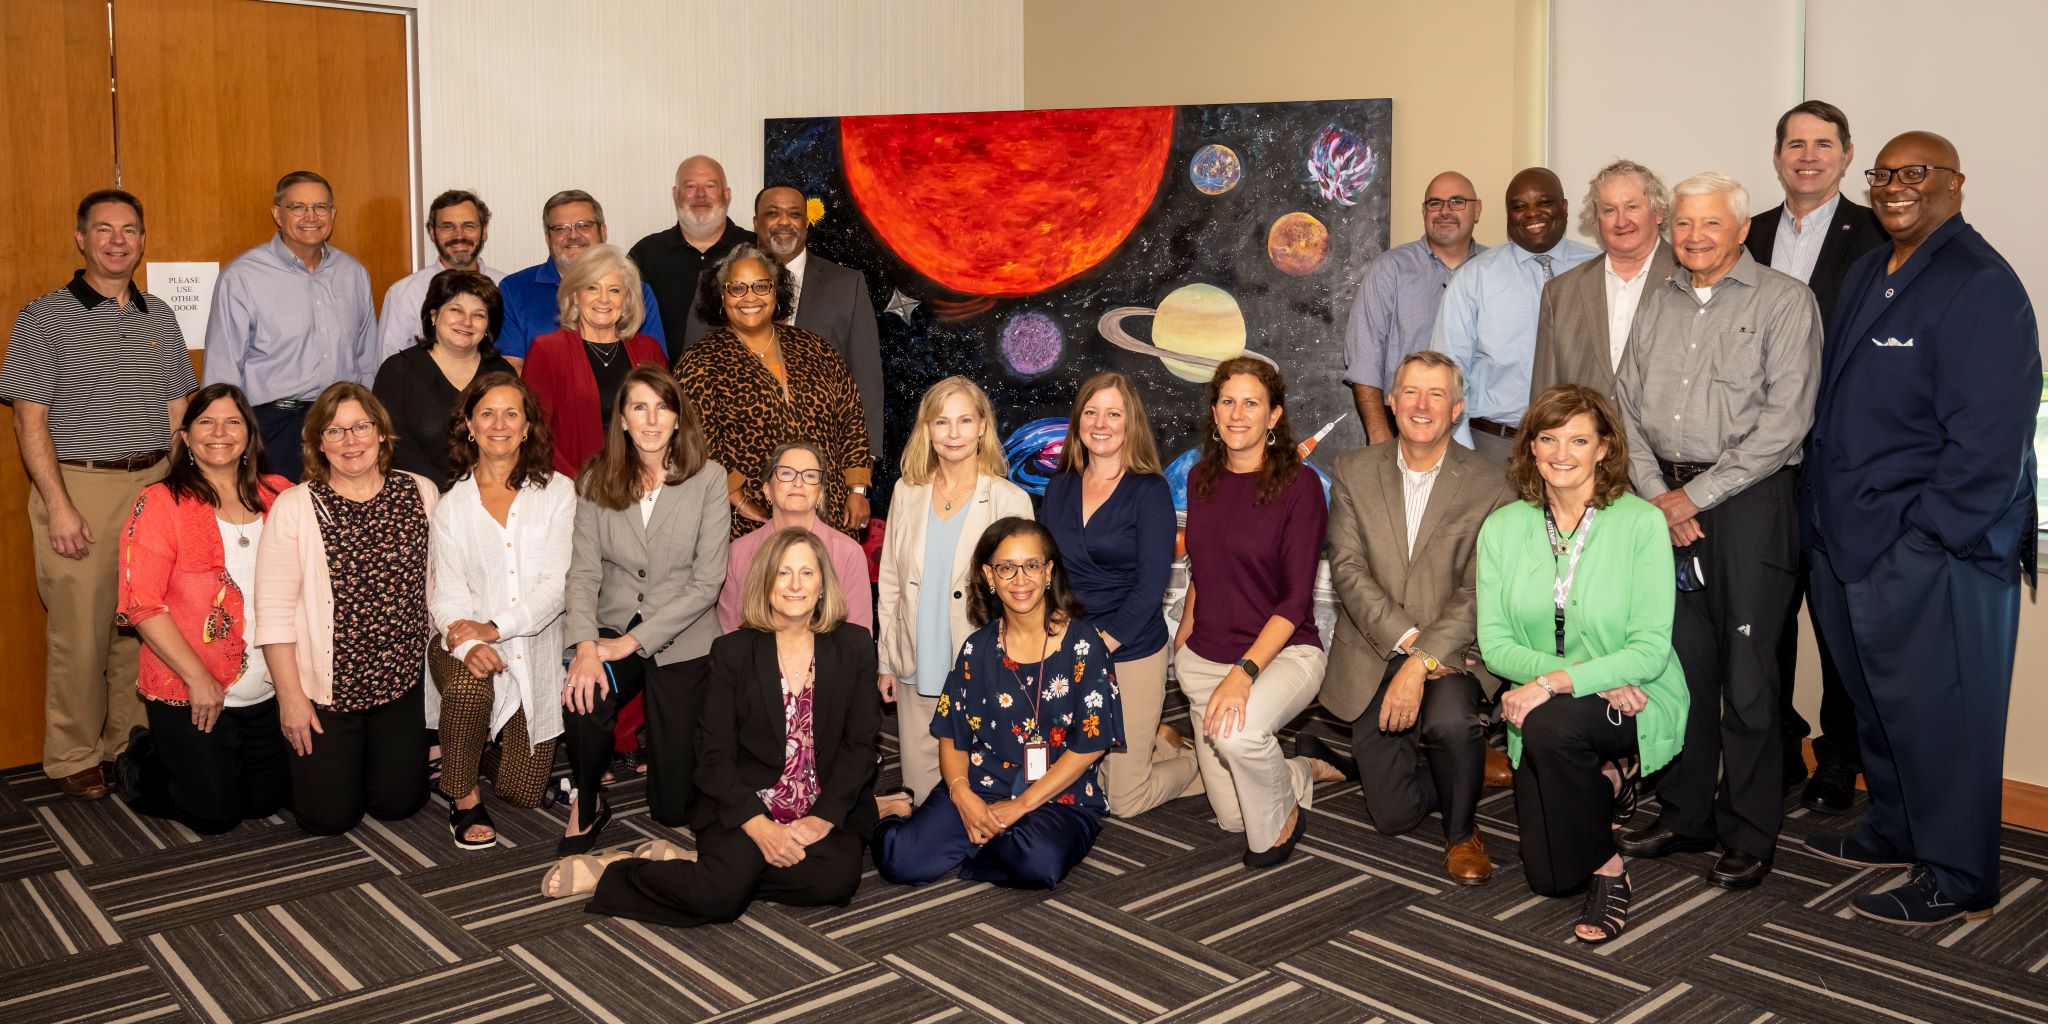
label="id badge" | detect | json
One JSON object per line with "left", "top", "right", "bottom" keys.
{"left": 1024, "top": 742, "right": 1050, "bottom": 782}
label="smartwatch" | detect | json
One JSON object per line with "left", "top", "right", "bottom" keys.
{"left": 1236, "top": 658, "right": 1262, "bottom": 680}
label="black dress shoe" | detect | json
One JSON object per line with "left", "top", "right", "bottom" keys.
{"left": 556, "top": 800, "right": 612, "bottom": 857}
{"left": 1245, "top": 810, "right": 1308, "bottom": 869}
{"left": 1294, "top": 734, "right": 1358, "bottom": 782}
{"left": 1615, "top": 818, "right": 1716, "bottom": 858}
{"left": 1708, "top": 850, "right": 1770, "bottom": 889}
{"left": 1801, "top": 762, "right": 1857, "bottom": 815}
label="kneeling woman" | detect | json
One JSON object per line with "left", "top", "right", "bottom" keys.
{"left": 545, "top": 528, "right": 880, "bottom": 923}
{"left": 872, "top": 518, "right": 1124, "bottom": 890}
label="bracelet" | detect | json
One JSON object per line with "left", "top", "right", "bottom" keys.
{"left": 946, "top": 775, "right": 969, "bottom": 788}
{"left": 1535, "top": 674, "right": 1558, "bottom": 697}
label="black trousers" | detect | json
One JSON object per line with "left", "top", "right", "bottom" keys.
{"left": 1348, "top": 656, "right": 1487, "bottom": 845}
{"left": 1516, "top": 695, "right": 1638, "bottom": 897}
{"left": 289, "top": 685, "right": 430, "bottom": 835}
{"left": 561, "top": 646, "right": 708, "bottom": 827}
{"left": 1657, "top": 470, "right": 1798, "bottom": 860}
{"left": 588, "top": 823, "right": 863, "bottom": 927}
{"left": 130, "top": 698, "right": 291, "bottom": 835}
{"left": 253, "top": 403, "right": 308, "bottom": 482}
{"left": 1777, "top": 558, "right": 1862, "bottom": 772}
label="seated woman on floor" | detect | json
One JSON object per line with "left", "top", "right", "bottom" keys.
{"left": 543, "top": 527, "right": 880, "bottom": 924}
{"left": 871, "top": 517, "right": 1125, "bottom": 890}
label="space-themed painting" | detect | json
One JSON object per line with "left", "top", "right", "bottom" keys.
{"left": 764, "top": 98, "right": 1392, "bottom": 508}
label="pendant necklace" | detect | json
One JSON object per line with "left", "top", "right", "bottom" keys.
{"left": 585, "top": 340, "right": 620, "bottom": 367}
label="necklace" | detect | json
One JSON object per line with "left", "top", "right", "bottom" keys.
{"left": 938, "top": 474, "right": 971, "bottom": 511}
{"left": 584, "top": 340, "right": 621, "bottom": 367}
{"left": 221, "top": 512, "right": 253, "bottom": 548}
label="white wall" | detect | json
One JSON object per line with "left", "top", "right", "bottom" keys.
{"left": 413, "top": 0, "right": 1025, "bottom": 272}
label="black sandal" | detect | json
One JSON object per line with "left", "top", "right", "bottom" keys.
{"left": 556, "top": 798, "right": 612, "bottom": 857}
{"left": 1611, "top": 760, "right": 1640, "bottom": 826}
{"left": 1574, "top": 871, "right": 1632, "bottom": 943}
{"left": 450, "top": 802, "right": 497, "bottom": 851}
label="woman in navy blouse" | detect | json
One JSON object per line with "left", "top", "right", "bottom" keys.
{"left": 871, "top": 517, "right": 1125, "bottom": 889}
{"left": 1041, "top": 371, "right": 1199, "bottom": 817}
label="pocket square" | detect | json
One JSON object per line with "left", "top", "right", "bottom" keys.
{"left": 1871, "top": 337, "right": 1915, "bottom": 347}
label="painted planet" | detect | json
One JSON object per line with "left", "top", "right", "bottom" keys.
{"left": 1002, "top": 417, "right": 1070, "bottom": 495}
{"left": 1000, "top": 311, "right": 1063, "bottom": 376}
{"left": 1097, "top": 283, "right": 1273, "bottom": 384}
{"left": 1267, "top": 212, "right": 1330, "bottom": 276}
{"left": 839, "top": 107, "right": 1176, "bottom": 296}
{"left": 1188, "top": 144, "right": 1242, "bottom": 195}
{"left": 1164, "top": 447, "right": 1332, "bottom": 511}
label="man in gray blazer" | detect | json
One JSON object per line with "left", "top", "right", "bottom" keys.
{"left": 1528, "top": 160, "right": 1681, "bottom": 405}
{"left": 682, "top": 184, "right": 885, "bottom": 468}
{"left": 1306, "top": 350, "right": 1517, "bottom": 885}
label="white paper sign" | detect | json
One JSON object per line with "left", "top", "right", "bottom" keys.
{"left": 146, "top": 262, "right": 218, "bottom": 350}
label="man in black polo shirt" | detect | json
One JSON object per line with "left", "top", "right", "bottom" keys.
{"left": 629, "top": 154, "right": 754, "bottom": 343}
{"left": 0, "top": 189, "right": 197, "bottom": 800}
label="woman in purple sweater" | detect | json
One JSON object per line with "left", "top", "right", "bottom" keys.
{"left": 1173, "top": 357, "right": 1337, "bottom": 869}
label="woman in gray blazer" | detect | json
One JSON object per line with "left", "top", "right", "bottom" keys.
{"left": 559, "top": 365, "right": 728, "bottom": 854}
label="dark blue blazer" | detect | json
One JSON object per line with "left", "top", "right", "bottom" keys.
{"left": 1804, "top": 215, "right": 2039, "bottom": 584}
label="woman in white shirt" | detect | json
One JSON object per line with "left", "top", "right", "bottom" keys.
{"left": 429, "top": 373, "right": 577, "bottom": 849}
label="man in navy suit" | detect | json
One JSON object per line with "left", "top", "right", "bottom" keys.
{"left": 1744, "top": 101, "right": 1889, "bottom": 812}
{"left": 1802, "top": 131, "right": 2039, "bottom": 925}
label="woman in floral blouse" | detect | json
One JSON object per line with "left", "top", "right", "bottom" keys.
{"left": 872, "top": 517, "right": 1125, "bottom": 889}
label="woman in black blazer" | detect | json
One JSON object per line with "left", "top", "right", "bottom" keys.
{"left": 543, "top": 527, "right": 880, "bottom": 925}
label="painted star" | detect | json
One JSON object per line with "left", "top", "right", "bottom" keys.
{"left": 884, "top": 288, "right": 920, "bottom": 321}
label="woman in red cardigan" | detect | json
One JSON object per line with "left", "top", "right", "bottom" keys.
{"left": 112, "top": 383, "right": 292, "bottom": 834}
{"left": 523, "top": 244, "right": 666, "bottom": 478}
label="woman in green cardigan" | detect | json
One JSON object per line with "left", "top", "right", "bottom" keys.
{"left": 1476, "top": 384, "right": 1687, "bottom": 944}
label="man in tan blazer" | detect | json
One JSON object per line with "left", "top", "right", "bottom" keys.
{"left": 1305, "top": 350, "right": 1516, "bottom": 884}
{"left": 1528, "top": 160, "right": 1681, "bottom": 404}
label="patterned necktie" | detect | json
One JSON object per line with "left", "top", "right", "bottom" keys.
{"left": 1534, "top": 253, "right": 1555, "bottom": 280}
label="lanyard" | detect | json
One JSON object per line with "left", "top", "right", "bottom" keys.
{"left": 998, "top": 621, "right": 1050, "bottom": 742}
{"left": 1543, "top": 505, "right": 1597, "bottom": 657}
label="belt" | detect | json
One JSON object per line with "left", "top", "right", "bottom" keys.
{"left": 59, "top": 450, "right": 166, "bottom": 472}
{"left": 260, "top": 398, "right": 313, "bottom": 410}
{"left": 1469, "top": 417, "right": 1518, "bottom": 439}
{"left": 1659, "top": 459, "right": 1795, "bottom": 487}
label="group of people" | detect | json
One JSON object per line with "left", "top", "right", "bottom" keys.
{"left": 2, "top": 101, "right": 2035, "bottom": 945}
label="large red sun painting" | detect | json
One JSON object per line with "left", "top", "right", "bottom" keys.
{"left": 840, "top": 106, "right": 1175, "bottom": 297}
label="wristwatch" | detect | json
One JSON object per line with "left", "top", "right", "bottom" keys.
{"left": 1236, "top": 658, "right": 1262, "bottom": 680}
{"left": 1411, "top": 647, "right": 1441, "bottom": 673}
{"left": 849, "top": 485, "right": 868, "bottom": 495}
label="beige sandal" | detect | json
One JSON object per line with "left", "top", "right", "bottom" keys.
{"left": 631, "top": 838, "right": 697, "bottom": 862}
{"left": 541, "top": 852, "right": 627, "bottom": 898}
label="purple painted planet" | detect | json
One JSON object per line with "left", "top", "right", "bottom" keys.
{"left": 1000, "top": 311, "right": 1063, "bottom": 376}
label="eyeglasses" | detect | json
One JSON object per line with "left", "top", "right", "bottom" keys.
{"left": 1423, "top": 196, "right": 1475, "bottom": 211}
{"left": 771, "top": 466, "right": 822, "bottom": 485}
{"left": 545, "top": 219, "right": 600, "bottom": 237}
{"left": 991, "top": 559, "right": 1049, "bottom": 580}
{"left": 321, "top": 420, "right": 378, "bottom": 442}
{"left": 722, "top": 280, "right": 775, "bottom": 298}
{"left": 281, "top": 202, "right": 334, "bottom": 217}
{"left": 1864, "top": 165, "right": 1957, "bottom": 187}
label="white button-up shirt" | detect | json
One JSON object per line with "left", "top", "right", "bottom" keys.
{"left": 1603, "top": 253, "right": 1654, "bottom": 371}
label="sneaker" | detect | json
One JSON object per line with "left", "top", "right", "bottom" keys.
{"left": 1850, "top": 867, "right": 1993, "bottom": 926}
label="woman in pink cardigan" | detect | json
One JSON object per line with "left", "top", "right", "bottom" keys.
{"left": 112, "top": 384, "right": 291, "bottom": 834}
{"left": 255, "top": 382, "right": 440, "bottom": 836}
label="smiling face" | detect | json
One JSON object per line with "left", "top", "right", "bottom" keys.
{"left": 673, "top": 156, "right": 731, "bottom": 237}
{"left": 544, "top": 200, "right": 604, "bottom": 265}
{"left": 1077, "top": 385, "right": 1128, "bottom": 465}
{"left": 1422, "top": 172, "right": 1481, "bottom": 249}
{"left": 466, "top": 384, "right": 529, "bottom": 463}
{"left": 754, "top": 187, "right": 808, "bottom": 261}
{"left": 183, "top": 396, "right": 249, "bottom": 474}
{"left": 928, "top": 389, "right": 988, "bottom": 469}
{"left": 1869, "top": 132, "right": 1964, "bottom": 250}
{"left": 720, "top": 257, "right": 777, "bottom": 331}
{"left": 771, "top": 540, "right": 823, "bottom": 626}
{"left": 574, "top": 272, "right": 627, "bottom": 335}
{"left": 1671, "top": 191, "right": 1748, "bottom": 285}
{"left": 1593, "top": 173, "right": 1662, "bottom": 263}
{"left": 1390, "top": 362, "right": 1463, "bottom": 449}
{"left": 1529, "top": 412, "right": 1610, "bottom": 496}
{"left": 76, "top": 200, "right": 144, "bottom": 281}
{"left": 319, "top": 398, "right": 382, "bottom": 483}
{"left": 430, "top": 200, "right": 486, "bottom": 270}
{"left": 1211, "top": 372, "right": 1283, "bottom": 458}
{"left": 272, "top": 181, "right": 335, "bottom": 251}
{"left": 1505, "top": 168, "right": 1568, "bottom": 253}
{"left": 621, "top": 381, "right": 678, "bottom": 459}
{"left": 763, "top": 445, "right": 823, "bottom": 518}
{"left": 1774, "top": 112, "right": 1853, "bottom": 210}
{"left": 981, "top": 533, "right": 1052, "bottom": 621}
{"left": 432, "top": 291, "right": 491, "bottom": 353}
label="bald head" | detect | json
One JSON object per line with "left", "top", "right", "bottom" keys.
{"left": 1505, "top": 167, "right": 1568, "bottom": 253}
{"left": 1870, "top": 131, "right": 1964, "bottom": 251}
{"left": 1422, "top": 171, "right": 1481, "bottom": 251}
{"left": 673, "top": 155, "right": 733, "bottom": 240}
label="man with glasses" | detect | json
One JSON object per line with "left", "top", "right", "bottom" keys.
{"left": 1801, "top": 132, "right": 2038, "bottom": 925}
{"left": 1742, "top": 101, "right": 1888, "bottom": 813}
{"left": 374, "top": 189, "right": 506, "bottom": 360}
{"left": 203, "top": 170, "right": 376, "bottom": 480}
{"left": 1529, "top": 160, "right": 1680, "bottom": 405}
{"left": 1431, "top": 168, "right": 1598, "bottom": 462}
{"left": 497, "top": 189, "right": 667, "bottom": 367}
{"left": 1343, "top": 172, "right": 1486, "bottom": 444}
{"left": 631, "top": 155, "right": 754, "bottom": 343}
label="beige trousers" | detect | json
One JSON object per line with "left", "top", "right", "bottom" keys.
{"left": 1102, "top": 647, "right": 1202, "bottom": 817}
{"left": 30, "top": 462, "right": 163, "bottom": 777}
{"left": 896, "top": 690, "right": 942, "bottom": 802}
{"left": 1174, "top": 644, "right": 1327, "bottom": 852}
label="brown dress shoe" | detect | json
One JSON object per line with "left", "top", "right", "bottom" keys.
{"left": 60, "top": 765, "right": 109, "bottom": 801}
{"left": 1483, "top": 748, "right": 1515, "bottom": 789}
{"left": 1446, "top": 833, "right": 1492, "bottom": 885}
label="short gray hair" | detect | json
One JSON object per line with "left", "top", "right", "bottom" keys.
{"left": 1578, "top": 159, "right": 1671, "bottom": 243}
{"left": 555, "top": 243, "right": 645, "bottom": 337}
{"left": 542, "top": 189, "right": 604, "bottom": 226}
{"left": 1392, "top": 349, "right": 1465, "bottom": 406}
{"left": 1671, "top": 172, "right": 1749, "bottom": 223}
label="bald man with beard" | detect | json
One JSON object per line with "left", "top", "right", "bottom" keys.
{"left": 631, "top": 155, "right": 755, "bottom": 343}
{"left": 1800, "top": 131, "right": 2039, "bottom": 925}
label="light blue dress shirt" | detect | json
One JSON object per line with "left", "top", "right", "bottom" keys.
{"left": 1430, "top": 238, "right": 1598, "bottom": 445}
{"left": 1769, "top": 192, "right": 1840, "bottom": 285}
{"left": 911, "top": 502, "right": 970, "bottom": 698}
{"left": 1342, "top": 236, "right": 1487, "bottom": 392}
{"left": 201, "top": 234, "right": 378, "bottom": 405}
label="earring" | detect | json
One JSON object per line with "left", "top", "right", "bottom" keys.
{"left": 1266, "top": 429, "right": 1278, "bottom": 447}
{"left": 1212, "top": 428, "right": 1222, "bottom": 442}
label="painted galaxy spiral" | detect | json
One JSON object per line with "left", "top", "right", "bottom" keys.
{"left": 1001, "top": 417, "right": 1069, "bottom": 495}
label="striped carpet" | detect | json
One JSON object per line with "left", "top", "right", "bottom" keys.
{"left": 3, "top": 704, "right": 2046, "bottom": 1024}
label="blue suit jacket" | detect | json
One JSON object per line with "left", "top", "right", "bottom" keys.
{"left": 1804, "top": 215, "right": 2039, "bottom": 584}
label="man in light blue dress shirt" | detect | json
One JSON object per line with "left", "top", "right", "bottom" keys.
{"left": 1430, "top": 168, "right": 1597, "bottom": 462}
{"left": 202, "top": 170, "right": 377, "bottom": 481}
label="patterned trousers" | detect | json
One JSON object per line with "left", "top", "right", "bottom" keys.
{"left": 429, "top": 642, "right": 557, "bottom": 808}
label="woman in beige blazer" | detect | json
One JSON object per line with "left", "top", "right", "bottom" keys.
{"left": 875, "top": 377, "right": 1033, "bottom": 805}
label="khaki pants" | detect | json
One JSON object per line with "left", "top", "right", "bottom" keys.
{"left": 1174, "top": 644, "right": 1326, "bottom": 852}
{"left": 1102, "top": 647, "right": 1202, "bottom": 817}
{"left": 896, "top": 691, "right": 941, "bottom": 803}
{"left": 29, "top": 462, "right": 163, "bottom": 778}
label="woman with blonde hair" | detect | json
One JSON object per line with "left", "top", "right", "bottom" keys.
{"left": 522, "top": 244, "right": 666, "bottom": 478}
{"left": 875, "top": 376, "right": 1033, "bottom": 805}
